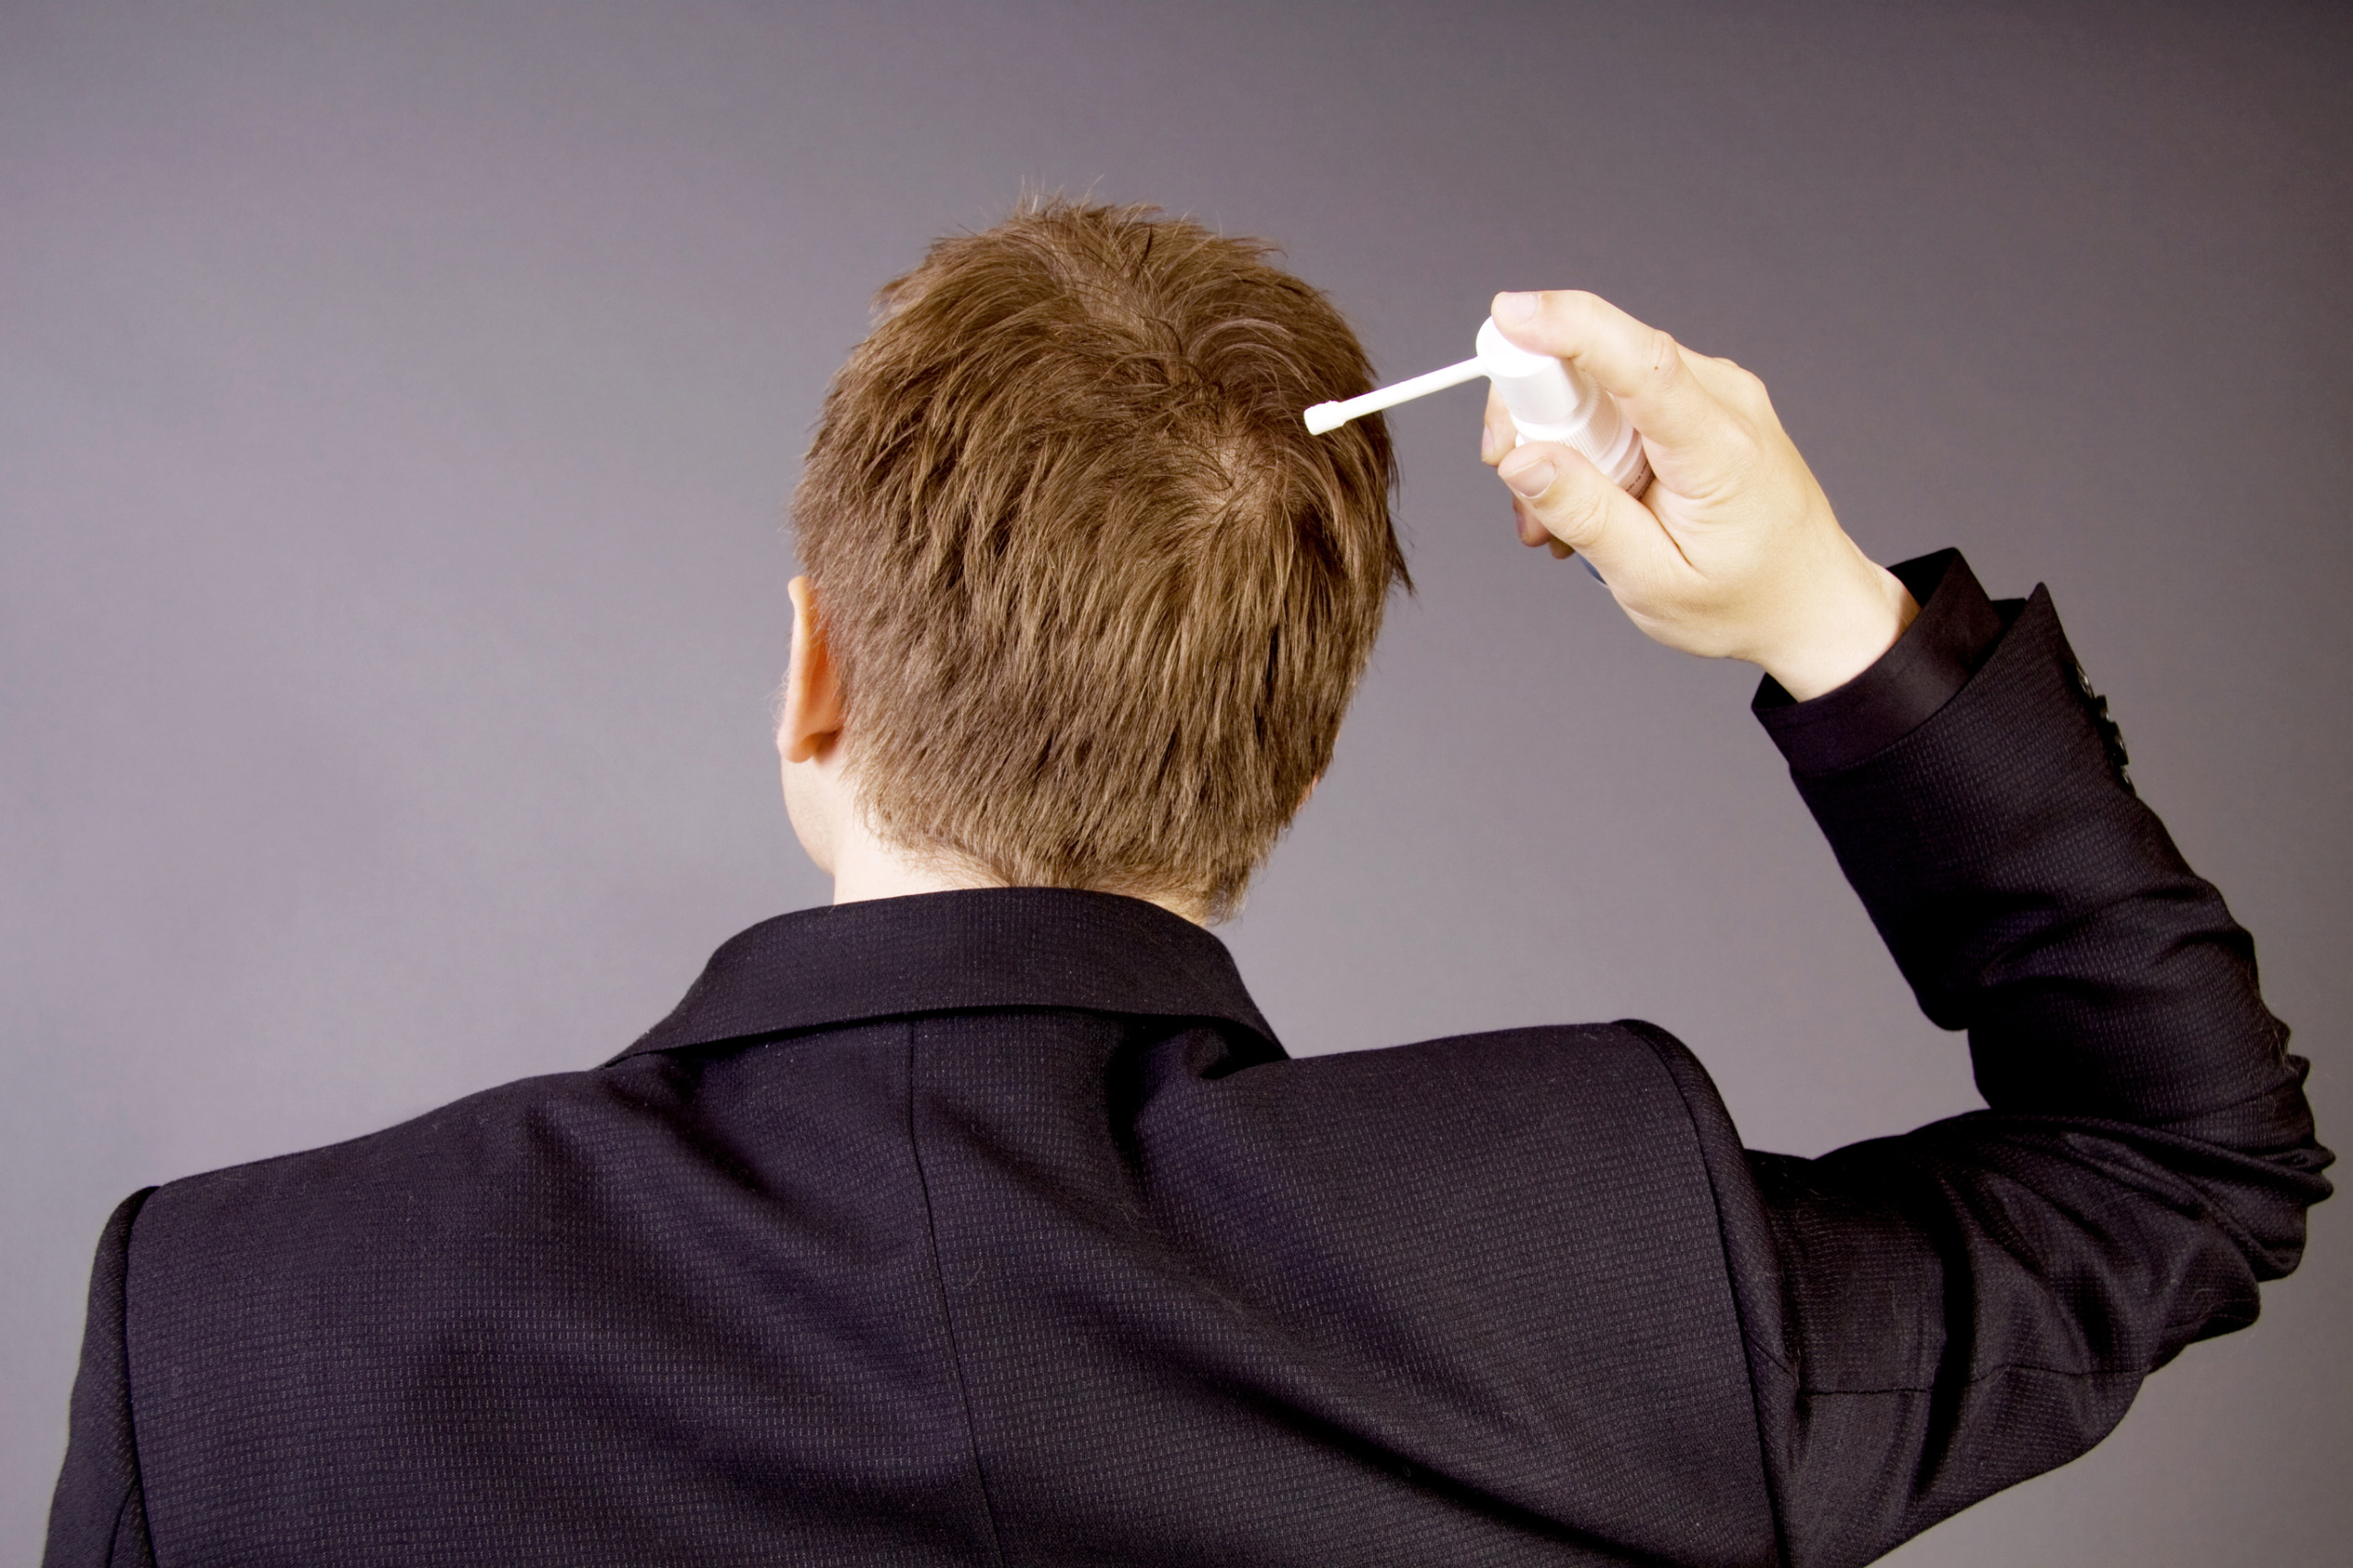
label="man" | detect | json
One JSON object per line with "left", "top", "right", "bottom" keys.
{"left": 47, "top": 200, "right": 2329, "bottom": 1566}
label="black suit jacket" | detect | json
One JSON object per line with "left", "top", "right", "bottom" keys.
{"left": 47, "top": 554, "right": 2330, "bottom": 1567}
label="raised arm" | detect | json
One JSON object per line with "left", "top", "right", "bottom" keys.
{"left": 1482, "top": 291, "right": 2332, "bottom": 1565}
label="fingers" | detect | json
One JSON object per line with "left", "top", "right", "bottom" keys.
{"left": 1487, "top": 386, "right": 1570, "bottom": 551}
{"left": 1480, "top": 385, "right": 1517, "bottom": 469}
{"left": 1497, "top": 438, "right": 1651, "bottom": 569}
{"left": 1513, "top": 495, "right": 1551, "bottom": 548}
{"left": 1490, "top": 290, "right": 1725, "bottom": 455}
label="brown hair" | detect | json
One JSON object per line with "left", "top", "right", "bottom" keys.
{"left": 791, "top": 199, "right": 1405, "bottom": 920}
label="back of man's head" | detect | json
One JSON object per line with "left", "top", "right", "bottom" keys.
{"left": 793, "top": 199, "right": 1404, "bottom": 921}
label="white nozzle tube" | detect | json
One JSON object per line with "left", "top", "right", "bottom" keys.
{"left": 1303, "top": 317, "right": 1652, "bottom": 497}
{"left": 1303, "top": 356, "right": 1486, "bottom": 435}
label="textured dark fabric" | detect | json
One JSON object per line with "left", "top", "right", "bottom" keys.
{"left": 1753, "top": 551, "right": 2006, "bottom": 774}
{"left": 48, "top": 557, "right": 2329, "bottom": 1568}
{"left": 1734, "top": 563, "right": 2328, "bottom": 1563}
{"left": 47, "top": 1191, "right": 155, "bottom": 1567}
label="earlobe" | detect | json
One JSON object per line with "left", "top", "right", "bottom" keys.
{"left": 782, "top": 575, "right": 845, "bottom": 765}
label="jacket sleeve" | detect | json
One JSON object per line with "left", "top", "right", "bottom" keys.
{"left": 1697, "top": 554, "right": 2332, "bottom": 1568}
{"left": 44, "top": 1188, "right": 158, "bottom": 1568}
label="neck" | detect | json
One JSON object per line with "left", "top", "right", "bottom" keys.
{"left": 830, "top": 820, "right": 1205, "bottom": 926}
{"left": 828, "top": 824, "right": 1006, "bottom": 907}
{"left": 783, "top": 749, "right": 1206, "bottom": 926}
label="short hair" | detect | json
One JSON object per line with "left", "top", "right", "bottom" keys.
{"left": 791, "top": 199, "right": 1405, "bottom": 920}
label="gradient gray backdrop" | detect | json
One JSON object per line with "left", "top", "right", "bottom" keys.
{"left": 5, "top": 3, "right": 2347, "bottom": 1562}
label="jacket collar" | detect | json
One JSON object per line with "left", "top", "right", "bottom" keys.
{"left": 612, "top": 887, "right": 1281, "bottom": 1062}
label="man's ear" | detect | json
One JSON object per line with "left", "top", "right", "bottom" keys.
{"left": 781, "top": 575, "right": 845, "bottom": 765}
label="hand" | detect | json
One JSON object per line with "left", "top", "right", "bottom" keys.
{"left": 1479, "top": 290, "right": 1916, "bottom": 701}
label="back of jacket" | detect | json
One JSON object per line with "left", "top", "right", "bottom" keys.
{"left": 113, "top": 1000, "right": 1775, "bottom": 1566}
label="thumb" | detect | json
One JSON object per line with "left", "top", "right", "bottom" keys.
{"left": 1497, "top": 440, "right": 1652, "bottom": 574}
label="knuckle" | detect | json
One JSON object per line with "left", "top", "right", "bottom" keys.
{"left": 1643, "top": 328, "right": 1684, "bottom": 386}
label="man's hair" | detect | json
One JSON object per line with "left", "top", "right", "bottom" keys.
{"left": 791, "top": 199, "right": 1405, "bottom": 920}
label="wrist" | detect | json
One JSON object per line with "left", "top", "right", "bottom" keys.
{"left": 1756, "top": 558, "right": 1918, "bottom": 701}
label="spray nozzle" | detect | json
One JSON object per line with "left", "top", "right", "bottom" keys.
{"left": 1305, "top": 316, "right": 1652, "bottom": 497}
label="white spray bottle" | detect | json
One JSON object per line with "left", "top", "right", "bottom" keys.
{"left": 1304, "top": 318, "right": 1653, "bottom": 499}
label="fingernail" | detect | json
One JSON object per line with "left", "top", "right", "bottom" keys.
{"left": 1479, "top": 425, "right": 1496, "bottom": 462}
{"left": 1495, "top": 291, "right": 1539, "bottom": 324}
{"left": 1502, "top": 459, "right": 1554, "bottom": 498}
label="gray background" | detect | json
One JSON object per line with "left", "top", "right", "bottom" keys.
{"left": 3, "top": 1, "right": 2345, "bottom": 1561}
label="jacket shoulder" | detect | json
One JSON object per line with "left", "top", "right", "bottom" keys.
{"left": 131, "top": 1055, "right": 681, "bottom": 1282}
{"left": 1124, "top": 1017, "right": 1780, "bottom": 1561}
{"left": 1226, "top": 1017, "right": 1743, "bottom": 1156}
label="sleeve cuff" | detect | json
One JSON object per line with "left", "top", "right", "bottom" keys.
{"left": 1753, "top": 550, "right": 2012, "bottom": 775}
